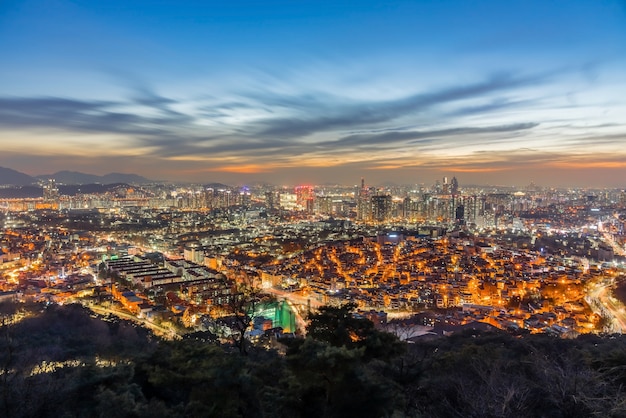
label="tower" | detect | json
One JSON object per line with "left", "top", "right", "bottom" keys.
{"left": 265, "top": 190, "right": 275, "bottom": 210}
{"left": 455, "top": 204, "right": 465, "bottom": 223}
{"left": 371, "top": 194, "right": 392, "bottom": 222}
{"left": 357, "top": 177, "right": 371, "bottom": 221}
{"left": 450, "top": 176, "right": 459, "bottom": 196}
{"left": 43, "top": 179, "right": 59, "bottom": 201}
{"left": 295, "top": 186, "right": 315, "bottom": 213}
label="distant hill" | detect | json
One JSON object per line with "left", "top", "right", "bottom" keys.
{"left": 57, "top": 183, "right": 132, "bottom": 196}
{"left": 37, "top": 171, "right": 152, "bottom": 185}
{"left": 0, "top": 183, "right": 134, "bottom": 199}
{"left": 204, "top": 183, "right": 233, "bottom": 190}
{"left": 0, "top": 186, "right": 42, "bottom": 199}
{"left": 0, "top": 166, "right": 36, "bottom": 186}
{"left": 100, "top": 172, "right": 151, "bottom": 184}
{"left": 37, "top": 171, "right": 100, "bottom": 184}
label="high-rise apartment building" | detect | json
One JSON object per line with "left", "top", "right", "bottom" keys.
{"left": 356, "top": 177, "right": 371, "bottom": 221}
{"left": 371, "top": 194, "right": 392, "bottom": 222}
{"left": 43, "top": 179, "right": 59, "bottom": 201}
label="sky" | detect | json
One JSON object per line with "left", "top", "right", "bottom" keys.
{"left": 1, "top": 0, "right": 625, "bottom": 187}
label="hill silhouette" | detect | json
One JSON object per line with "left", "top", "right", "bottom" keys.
{"left": 2, "top": 301, "right": 626, "bottom": 417}
{"left": 0, "top": 166, "right": 36, "bottom": 186}
{"left": 37, "top": 170, "right": 151, "bottom": 184}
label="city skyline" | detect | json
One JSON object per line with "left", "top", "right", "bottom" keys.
{"left": 1, "top": 1, "right": 625, "bottom": 187}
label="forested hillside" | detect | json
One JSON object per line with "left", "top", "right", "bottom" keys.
{"left": 2, "top": 302, "right": 626, "bottom": 417}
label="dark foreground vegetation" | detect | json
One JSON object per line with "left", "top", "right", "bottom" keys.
{"left": 2, "top": 302, "right": 626, "bottom": 417}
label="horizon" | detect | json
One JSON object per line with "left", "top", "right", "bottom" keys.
{"left": 1, "top": 1, "right": 625, "bottom": 187}
{"left": 2, "top": 164, "right": 626, "bottom": 191}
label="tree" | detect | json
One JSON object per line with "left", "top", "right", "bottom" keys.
{"left": 97, "top": 262, "right": 108, "bottom": 281}
{"left": 224, "top": 278, "right": 271, "bottom": 355}
{"left": 306, "top": 303, "right": 405, "bottom": 360}
{"left": 140, "top": 339, "right": 263, "bottom": 417}
{"left": 306, "top": 303, "right": 373, "bottom": 347}
{"left": 285, "top": 338, "right": 401, "bottom": 417}
{"left": 0, "top": 302, "right": 161, "bottom": 417}
{"left": 0, "top": 301, "right": 20, "bottom": 418}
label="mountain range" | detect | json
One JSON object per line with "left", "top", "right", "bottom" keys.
{"left": 0, "top": 166, "right": 152, "bottom": 185}
{"left": 0, "top": 166, "right": 36, "bottom": 186}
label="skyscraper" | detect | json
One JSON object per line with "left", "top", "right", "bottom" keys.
{"left": 357, "top": 177, "right": 371, "bottom": 221}
{"left": 455, "top": 204, "right": 465, "bottom": 223}
{"left": 265, "top": 190, "right": 275, "bottom": 210}
{"left": 295, "top": 186, "right": 315, "bottom": 213}
{"left": 450, "top": 176, "right": 459, "bottom": 196}
{"left": 43, "top": 179, "right": 59, "bottom": 201}
{"left": 371, "top": 194, "right": 392, "bottom": 222}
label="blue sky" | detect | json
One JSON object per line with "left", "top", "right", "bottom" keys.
{"left": 1, "top": 0, "right": 625, "bottom": 186}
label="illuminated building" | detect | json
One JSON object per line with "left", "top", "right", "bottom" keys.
{"left": 239, "top": 187, "right": 251, "bottom": 207}
{"left": 317, "top": 196, "right": 333, "bottom": 215}
{"left": 455, "top": 204, "right": 465, "bottom": 223}
{"left": 279, "top": 193, "right": 298, "bottom": 210}
{"left": 371, "top": 194, "right": 392, "bottom": 222}
{"left": 357, "top": 177, "right": 371, "bottom": 221}
{"left": 265, "top": 190, "right": 276, "bottom": 210}
{"left": 450, "top": 176, "right": 459, "bottom": 196}
{"left": 295, "top": 185, "right": 315, "bottom": 213}
{"left": 43, "top": 179, "right": 59, "bottom": 201}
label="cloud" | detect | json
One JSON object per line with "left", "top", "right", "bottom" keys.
{"left": 0, "top": 96, "right": 176, "bottom": 137}
{"left": 445, "top": 97, "right": 537, "bottom": 118}
{"left": 328, "top": 123, "right": 539, "bottom": 148}
{"left": 1, "top": 67, "right": 624, "bottom": 179}
{"left": 246, "top": 71, "right": 552, "bottom": 139}
{"left": 0, "top": 71, "right": 549, "bottom": 145}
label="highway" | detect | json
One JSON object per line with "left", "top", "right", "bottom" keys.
{"left": 586, "top": 276, "right": 626, "bottom": 333}
{"left": 601, "top": 231, "right": 626, "bottom": 257}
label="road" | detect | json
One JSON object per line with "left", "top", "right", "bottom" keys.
{"left": 88, "top": 304, "right": 181, "bottom": 340}
{"left": 601, "top": 231, "right": 626, "bottom": 257}
{"left": 265, "top": 287, "right": 322, "bottom": 310}
{"left": 586, "top": 277, "right": 626, "bottom": 333}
